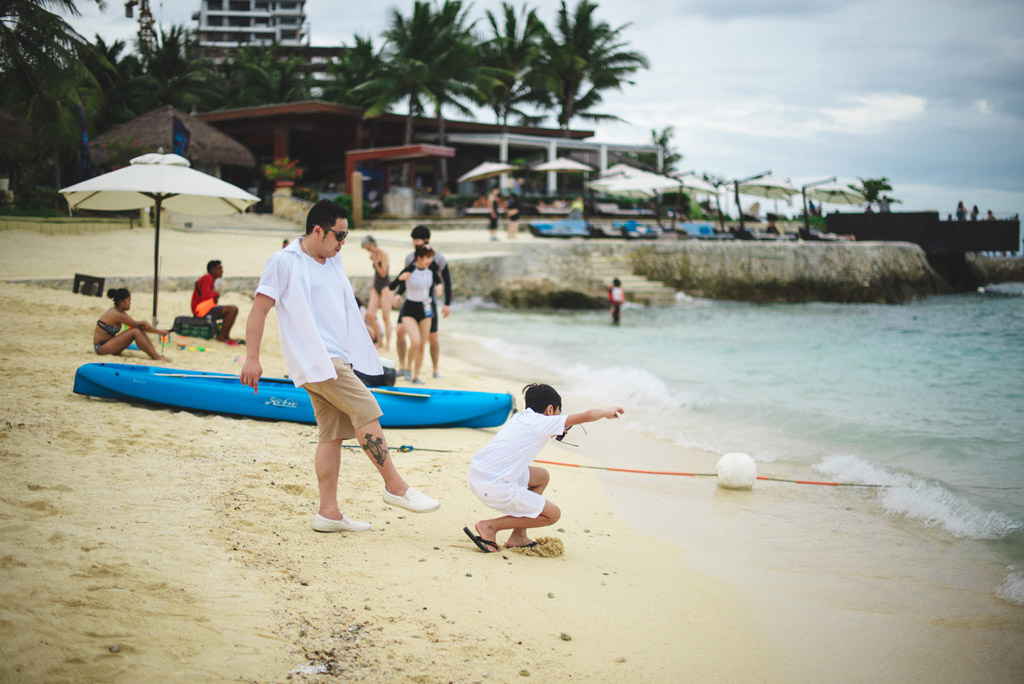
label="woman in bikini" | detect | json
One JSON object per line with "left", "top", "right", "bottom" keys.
{"left": 93, "top": 288, "right": 170, "bottom": 361}
{"left": 361, "top": 235, "right": 394, "bottom": 349}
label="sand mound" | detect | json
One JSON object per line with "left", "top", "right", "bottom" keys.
{"left": 506, "top": 536, "right": 564, "bottom": 557}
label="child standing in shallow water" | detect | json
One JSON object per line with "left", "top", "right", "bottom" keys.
{"left": 464, "top": 383, "right": 623, "bottom": 552}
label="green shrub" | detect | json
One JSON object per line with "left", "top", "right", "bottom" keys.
{"left": 333, "top": 195, "right": 370, "bottom": 220}
{"left": 291, "top": 185, "right": 319, "bottom": 202}
{"left": 442, "top": 193, "right": 477, "bottom": 208}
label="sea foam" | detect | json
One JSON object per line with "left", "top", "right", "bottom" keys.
{"left": 995, "top": 568, "right": 1024, "bottom": 606}
{"left": 815, "top": 454, "right": 1023, "bottom": 540}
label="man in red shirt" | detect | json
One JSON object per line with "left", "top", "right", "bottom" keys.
{"left": 191, "top": 260, "right": 239, "bottom": 344}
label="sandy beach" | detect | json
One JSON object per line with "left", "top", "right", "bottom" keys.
{"left": 0, "top": 224, "right": 784, "bottom": 683}
{"left": 2, "top": 222, "right": 1022, "bottom": 683}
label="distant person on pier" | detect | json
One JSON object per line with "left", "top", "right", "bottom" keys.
{"left": 971, "top": 205, "right": 979, "bottom": 221}
{"left": 956, "top": 201, "right": 967, "bottom": 221}
{"left": 986, "top": 210, "right": 996, "bottom": 221}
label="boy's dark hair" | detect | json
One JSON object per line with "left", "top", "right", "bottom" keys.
{"left": 411, "top": 224, "right": 431, "bottom": 240}
{"left": 414, "top": 244, "right": 434, "bottom": 259}
{"left": 107, "top": 287, "right": 131, "bottom": 304}
{"left": 613, "top": 278, "right": 621, "bottom": 286}
{"left": 523, "top": 383, "right": 561, "bottom": 413}
{"left": 207, "top": 259, "right": 221, "bottom": 274}
{"left": 306, "top": 199, "right": 348, "bottom": 235}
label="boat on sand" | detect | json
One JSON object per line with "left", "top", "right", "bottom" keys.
{"left": 73, "top": 363, "right": 514, "bottom": 429}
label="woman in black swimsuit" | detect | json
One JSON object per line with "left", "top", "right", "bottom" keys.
{"left": 361, "top": 235, "right": 394, "bottom": 349}
{"left": 93, "top": 288, "right": 170, "bottom": 361}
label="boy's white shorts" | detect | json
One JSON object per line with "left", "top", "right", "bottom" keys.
{"left": 468, "top": 470, "right": 546, "bottom": 518}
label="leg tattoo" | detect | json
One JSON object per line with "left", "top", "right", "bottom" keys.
{"left": 363, "top": 433, "right": 388, "bottom": 467}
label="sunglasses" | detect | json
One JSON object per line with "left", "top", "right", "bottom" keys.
{"left": 323, "top": 227, "right": 349, "bottom": 242}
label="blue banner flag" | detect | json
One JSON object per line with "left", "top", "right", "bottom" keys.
{"left": 173, "top": 116, "right": 191, "bottom": 157}
{"left": 75, "top": 102, "right": 94, "bottom": 180}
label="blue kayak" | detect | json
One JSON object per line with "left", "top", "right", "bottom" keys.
{"left": 73, "top": 363, "right": 514, "bottom": 429}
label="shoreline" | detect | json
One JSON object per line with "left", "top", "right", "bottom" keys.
{"left": 2, "top": 226, "right": 1022, "bottom": 683}
{"left": 0, "top": 269, "right": 785, "bottom": 680}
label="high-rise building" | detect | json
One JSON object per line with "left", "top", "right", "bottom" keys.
{"left": 193, "top": 0, "right": 308, "bottom": 48}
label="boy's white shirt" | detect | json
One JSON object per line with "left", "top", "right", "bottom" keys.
{"left": 255, "top": 237, "right": 383, "bottom": 387}
{"left": 468, "top": 408, "right": 568, "bottom": 488}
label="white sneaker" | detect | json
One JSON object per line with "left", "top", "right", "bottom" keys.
{"left": 382, "top": 486, "right": 440, "bottom": 513}
{"left": 313, "top": 513, "right": 371, "bottom": 533}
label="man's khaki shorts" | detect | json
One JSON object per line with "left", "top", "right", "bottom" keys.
{"left": 302, "top": 359, "right": 383, "bottom": 442}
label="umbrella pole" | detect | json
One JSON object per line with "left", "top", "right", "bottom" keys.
{"left": 802, "top": 190, "right": 810, "bottom": 236}
{"left": 153, "top": 197, "right": 161, "bottom": 326}
{"left": 735, "top": 182, "right": 743, "bottom": 231}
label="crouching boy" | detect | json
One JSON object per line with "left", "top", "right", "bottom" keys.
{"left": 464, "top": 383, "right": 623, "bottom": 552}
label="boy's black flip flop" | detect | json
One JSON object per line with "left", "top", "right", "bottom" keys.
{"left": 463, "top": 527, "right": 499, "bottom": 553}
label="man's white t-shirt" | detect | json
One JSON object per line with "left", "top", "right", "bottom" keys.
{"left": 467, "top": 409, "right": 567, "bottom": 516}
{"left": 255, "top": 238, "right": 381, "bottom": 387}
{"left": 305, "top": 258, "right": 351, "bottom": 361}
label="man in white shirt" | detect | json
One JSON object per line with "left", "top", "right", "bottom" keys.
{"left": 241, "top": 200, "right": 439, "bottom": 533}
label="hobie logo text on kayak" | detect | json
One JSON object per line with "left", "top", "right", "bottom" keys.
{"left": 265, "top": 397, "right": 298, "bottom": 409}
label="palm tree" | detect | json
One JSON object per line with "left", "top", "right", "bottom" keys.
{"left": 480, "top": 1, "right": 548, "bottom": 127}
{"left": 79, "top": 35, "right": 148, "bottom": 132}
{"left": 353, "top": 2, "right": 436, "bottom": 149}
{"left": 355, "top": 1, "right": 497, "bottom": 188}
{"left": 848, "top": 177, "right": 898, "bottom": 212}
{"left": 321, "top": 34, "right": 387, "bottom": 109}
{"left": 0, "top": 0, "right": 106, "bottom": 186}
{"left": 135, "top": 25, "right": 219, "bottom": 112}
{"left": 533, "top": 0, "right": 649, "bottom": 134}
{"left": 227, "top": 44, "right": 311, "bottom": 107}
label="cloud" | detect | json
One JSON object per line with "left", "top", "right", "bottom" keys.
{"left": 812, "top": 94, "right": 927, "bottom": 135}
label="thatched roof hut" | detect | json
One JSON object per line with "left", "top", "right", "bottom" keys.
{"left": 90, "top": 105, "right": 256, "bottom": 168}
{"left": 0, "top": 108, "right": 32, "bottom": 148}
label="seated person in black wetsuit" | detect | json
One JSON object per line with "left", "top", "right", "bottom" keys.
{"left": 389, "top": 245, "right": 442, "bottom": 384}
{"left": 361, "top": 235, "right": 394, "bottom": 349}
{"left": 93, "top": 288, "right": 170, "bottom": 361}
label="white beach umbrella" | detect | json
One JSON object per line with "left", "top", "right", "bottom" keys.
{"left": 456, "top": 161, "right": 517, "bottom": 184}
{"left": 677, "top": 173, "right": 720, "bottom": 196}
{"left": 60, "top": 153, "right": 259, "bottom": 324}
{"left": 737, "top": 174, "right": 800, "bottom": 201}
{"left": 532, "top": 157, "right": 594, "bottom": 173}
{"left": 807, "top": 183, "right": 866, "bottom": 205}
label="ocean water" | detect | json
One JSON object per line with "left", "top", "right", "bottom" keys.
{"left": 446, "top": 282, "right": 1024, "bottom": 605}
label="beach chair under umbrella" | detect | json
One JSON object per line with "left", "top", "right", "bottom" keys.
{"left": 60, "top": 153, "right": 258, "bottom": 325}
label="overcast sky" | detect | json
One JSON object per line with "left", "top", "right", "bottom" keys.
{"left": 72, "top": 0, "right": 1024, "bottom": 215}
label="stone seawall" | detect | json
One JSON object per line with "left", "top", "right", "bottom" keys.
{"left": 11, "top": 242, "right": 1022, "bottom": 306}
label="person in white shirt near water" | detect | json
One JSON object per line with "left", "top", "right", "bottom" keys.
{"left": 240, "top": 200, "right": 439, "bottom": 534}
{"left": 464, "top": 383, "right": 623, "bottom": 553}
{"left": 390, "top": 245, "right": 442, "bottom": 384}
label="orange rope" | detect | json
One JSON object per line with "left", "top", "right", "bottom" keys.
{"left": 534, "top": 459, "right": 883, "bottom": 487}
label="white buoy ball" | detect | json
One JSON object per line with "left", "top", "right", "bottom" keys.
{"left": 716, "top": 452, "right": 757, "bottom": 490}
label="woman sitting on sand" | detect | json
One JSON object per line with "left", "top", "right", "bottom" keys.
{"left": 94, "top": 288, "right": 170, "bottom": 361}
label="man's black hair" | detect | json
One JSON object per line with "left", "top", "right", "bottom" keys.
{"left": 207, "top": 259, "right": 221, "bottom": 274}
{"left": 306, "top": 199, "right": 348, "bottom": 235}
{"left": 523, "top": 383, "right": 561, "bottom": 413}
{"left": 411, "top": 224, "right": 431, "bottom": 240}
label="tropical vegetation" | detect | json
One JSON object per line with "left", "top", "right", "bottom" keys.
{"left": 1, "top": 0, "right": 654, "bottom": 192}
